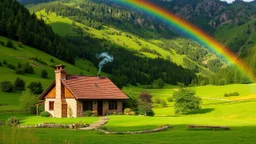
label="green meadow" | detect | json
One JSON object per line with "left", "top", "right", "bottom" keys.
{"left": 1, "top": 84, "right": 256, "bottom": 143}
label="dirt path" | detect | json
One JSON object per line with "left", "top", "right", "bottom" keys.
{"left": 79, "top": 117, "right": 109, "bottom": 130}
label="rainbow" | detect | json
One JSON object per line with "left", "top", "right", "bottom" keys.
{"left": 118, "top": 0, "right": 255, "bottom": 81}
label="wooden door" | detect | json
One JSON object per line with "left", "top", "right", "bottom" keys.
{"left": 62, "top": 104, "right": 67, "bottom": 118}
{"left": 98, "top": 100, "right": 103, "bottom": 116}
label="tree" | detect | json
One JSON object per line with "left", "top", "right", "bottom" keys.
{"left": 0, "top": 81, "right": 13, "bottom": 92}
{"left": 155, "top": 78, "right": 165, "bottom": 89}
{"left": 41, "top": 69, "right": 48, "bottom": 78}
{"left": 138, "top": 91, "right": 154, "bottom": 116}
{"left": 20, "top": 90, "right": 38, "bottom": 114}
{"left": 6, "top": 40, "right": 14, "bottom": 48}
{"left": 173, "top": 87, "right": 201, "bottom": 114}
{"left": 27, "top": 82, "right": 43, "bottom": 94}
{"left": 23, "top": 62, "right": 34, "bottom": 74}
{"left": 14, "top": 77, "right": 25, "bottom": 91}
{"left": 3, "top": 60, "right": 7, "bottom": 65}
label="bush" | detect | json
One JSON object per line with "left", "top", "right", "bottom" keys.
{"left": 40, "top": 111, "right": 51, "bottom": 117}
{"left": 6, "top": 40, "right": 14, "bottom": 48}
{"left": 0, "top": 81, "right": 13, "bottom": 92}
{"left": 18, "top": 42, "right": 23, "bottom": 48}
{"left": 154, "top": 98, "right": 161, "bottom": 104}
{"left": 123, "top": 108, "right": 135, "bottom": 115}
{"left": 14, "top": 77, "right": 25, "bottom": 91}
{"left": 0, "top": 62, "right": 2, "bottom": 67}
{"left": 160, "top": 99, "right": 167, "bottom": 107}
{"left": 15, "top": 69, "right": 25, "bottom": 75}
{"left": 41, "top": 69, "right": 48, "bottom": 78}
{"left": 84, "top": 110, "right": 92, "bottom": 117}
{"left": 124, "top": 108, "right": 132, "bottom": 115}
{"left": 27, "top": 82, "right": 43, "bottom": 94}
{"left": 23, "top": 63, "right": 34, "bottom": 74}
{"left": 3, "top": 60, "right": 7, "bottom": 65}
{"left": 146, "top": 109, "right": 155, "bottom": 116}
{"left": 167, "top": 96, "right": 173, "bottom": 102}
{"left": 0, "top": 40, "right": 4, "bottom": 45}
{"left": 224, "top": 92, "right": 240, "bottom": 97}
{"left": 6, "top": 117, "right": 19, "bottom": 126}
{"left": 7, "top": 64, "right": 16, "bottom": 70}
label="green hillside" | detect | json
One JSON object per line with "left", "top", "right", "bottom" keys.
{"left": 0, "top": 36, "right": 98, "bottom": 110}
{"left": 28, "top": 1, "right": 221, "bottom": 72}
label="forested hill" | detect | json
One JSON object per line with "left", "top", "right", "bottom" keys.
{"left": 0, "top": 0, "right": 198, "bottom": 88}
{"left": 0, "top": 0, "right": 74, "bottom": 64}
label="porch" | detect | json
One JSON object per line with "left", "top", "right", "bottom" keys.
{"left": 78, "top": 100, "right": 123, "bottom": 116}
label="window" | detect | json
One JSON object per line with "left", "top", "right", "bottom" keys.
{"left": 109, "top": 101, "right": 117, "bottom": 110}
{"left": 49, "top": 101, "right": 54, "bottom": 110}
{"left": 83, "top": 101, "right": 93, "bottom": 111}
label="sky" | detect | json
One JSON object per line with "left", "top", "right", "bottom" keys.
{"left": 221, "top": 0, "right": 254, "bottom": 3}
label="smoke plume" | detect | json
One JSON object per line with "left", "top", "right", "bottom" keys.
{"left": 96, "top": 52, "right": 114, "bottom": 75}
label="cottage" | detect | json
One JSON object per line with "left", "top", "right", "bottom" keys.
{"left": 39, "top": 65, "right": 128, "bottom": 118}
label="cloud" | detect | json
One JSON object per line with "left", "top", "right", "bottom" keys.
{"left": 220, "top": 0, "right": 254, "bottom": 3}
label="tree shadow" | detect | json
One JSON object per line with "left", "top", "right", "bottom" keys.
{"left": 187, "top": 108, "right": 215, "bottom": 115}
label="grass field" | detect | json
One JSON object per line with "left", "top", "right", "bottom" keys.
{"left": 1, "top": 100, "right": 256, "bottom": 143}
{"left": 1, "top": 84, "right": 256, "bottom": 143}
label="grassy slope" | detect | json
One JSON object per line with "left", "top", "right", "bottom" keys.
{"left": 36, "top": 9, "right": 193, "bottom": 66}
{"left": 0, "top": 36, "right": 98, "bottom": 110}
{"left": 214, "top": 19, "right": 256, "bottom": 52}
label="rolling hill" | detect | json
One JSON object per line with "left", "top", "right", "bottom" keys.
{"left": 0, "top": 36, "right": 98, "bottom": 110}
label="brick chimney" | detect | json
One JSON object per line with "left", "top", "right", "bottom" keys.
{"left": 54, "top": 65, "right": 66, "bottom": 118}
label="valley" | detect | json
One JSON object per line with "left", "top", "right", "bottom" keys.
{"left": 1, "top": 0, "right": 256, "bottom": 144}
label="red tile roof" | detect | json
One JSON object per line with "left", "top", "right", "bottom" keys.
{"left": 61, "top": 76, "right": 128, "bottom": 100}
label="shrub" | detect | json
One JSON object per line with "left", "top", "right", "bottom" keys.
{"left": 41, "top": 69, "right": 48, "bottom": 78}
{"left": 84, "top": 110, "right": 92, "bottom": 117}
{"left": 23, "top": 63, "right": 34, "bottom": 74}
{"left": 15, "top": 69, "right": 25, "bottom": 75}
{"left": 146, "top": 109, "right": 155, "bottom": 116}
{"left": 6, "top": 117, "right": 19, "bottom": 126}
{"left": 17, "top": 62, "right": 22, "bottom": 69}
{"left": 0, "top": 40, "right": 4, "bottom": 45}
{"left": 14, "top": 77, "right": 25, "bottom": 91}
{"left": 3, "top": 60, "right": 7, "bottom": 65}
{"left": 154, "top": 98, "right": 161, "bottom": 104}
{"left": 50, "top": 58, "right": 54, "bottom": 62}
{"left": 6, "top": 40, "right": 14, "bottom": 48}
{"left": 0, "top": 62, "right": 2, "bottom": 67}
{"left": 7, "top": 64, "right": 16, "bottom": 70}
{"left": 0, "top": 81, "right": 13, "bottom": 92}
{"left": 160, "top": 99, "right": 167, "bottom": 107}
{"left": 167, "top": 96, "right": 173, "bottom": 102}
{"left": 40, "top": 111, "right": 51, "bottom": 117}
{"left": 18, "top": 42, "right": 23, "bottom": 48}
{"left": 27, "top": 82, "right": 43, "bottom": 94}
{"left": 124, "top": 108, "right": 132, "bottom": 115}
{"left": 224, "top": 92, "right": 240, "bottom": 97}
